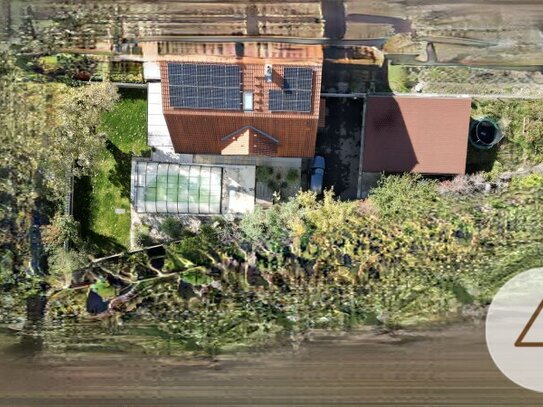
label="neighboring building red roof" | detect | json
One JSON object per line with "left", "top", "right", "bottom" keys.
{"left": 362, "top": 96, "right": 471, "bottom": 174}
{"left": 159, "top": 47, "right": 323, "bottom": 158}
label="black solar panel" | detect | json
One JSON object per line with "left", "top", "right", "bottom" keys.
{"left": 283, "top": 67, "right": 313, "bottom": 91}
{"left": 168, "top": 63, "right": 241, "bottom": 110}
{"left": 269, "top": 89, "right": 312, "bottom": 112}
{"left": 269, "top": 90, "right": 283, "bottom": 111}
{"left": 268, "top": 67, "right": 313, "bottom": 113}
{"left": 267, "top": 67, "right": 312, "bottom": 113}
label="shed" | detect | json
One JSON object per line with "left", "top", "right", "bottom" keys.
{"left": 362, "top": 96, "right": 471, "bottom": 174}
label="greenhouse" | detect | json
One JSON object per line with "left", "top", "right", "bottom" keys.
{"left": 133, "top": 161, "right": 223, "bottom": 214}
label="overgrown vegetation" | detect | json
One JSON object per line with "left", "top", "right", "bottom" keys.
{"left": 471, "top": 99, "right": 543, "bottom": 169}
{"left": 0, "top": 50, "right": 119, "bottom": 283}
{"left": 255, "top": 166, "right": 301, "bottom": 201}
{"left": 392, "top": 66, "right": 543, "bottom": 97}
{"left": 43, "top": 173, "right": 543, "bottom": 355}
{"left": 2, "top": 11, "right": 543, "bottom": 358}
{"left": 0, "top": 47, "right": 124, "bottom": 323}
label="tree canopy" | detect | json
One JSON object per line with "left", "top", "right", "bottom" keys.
{"left": 0, "top": 50, "right": 118, "bottom": 277}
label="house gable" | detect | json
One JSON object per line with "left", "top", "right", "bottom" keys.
{"left": 221, "top": 126, "right": 279, "bottom": 156}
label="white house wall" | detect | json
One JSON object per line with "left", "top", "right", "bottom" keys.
{"left": 147, "top": 82, "right": 173, "bottom": 148}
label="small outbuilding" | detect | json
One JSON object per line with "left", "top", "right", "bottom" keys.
{"left": 362, "top": 95, "right": 472, "bottom": 175}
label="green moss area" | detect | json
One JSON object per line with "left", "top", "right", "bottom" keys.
{"left": 91, "top": 279, "right": 117, "bottom": 300}
{"left": 75, "top": 89, "right": 149, "bottom": 253}
{"left": 387, "top": 64, "right": 412, "bottom": 93}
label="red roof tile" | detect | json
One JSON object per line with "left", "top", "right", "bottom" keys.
{"left": 362, "top": 96, "right": 471, "bottom": 174}
{"left": 160, "top": 56, "right": 322, "bottom": 158}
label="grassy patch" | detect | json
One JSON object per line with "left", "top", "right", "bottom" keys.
{"left": 76, "top": 89, "right": 149, "bottom": 252}
{"left": 471, "top": 99, "right": 543, "bottom": 170}
{"left": 387, "top": 64, "right": 412, "bottom": 93}
{"left": 100, "top": 89, "right": 149, "bottom": 153}
{"left": 400, "top": 66, "right": 543, "bottom": 97}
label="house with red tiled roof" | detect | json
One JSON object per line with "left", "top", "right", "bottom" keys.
{"left": 130, "top": 42, "right": 323, "bottom": 219}
{"left": 147, "top": 42, "right": 324, "bottom": 159}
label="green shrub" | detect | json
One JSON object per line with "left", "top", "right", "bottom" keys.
{"left": 387, "top": 64, "right": 413, "bottom": 93}
{"left": 41, "top": 214, "right": 81, "bottom": 252}
{"left": 47, "top": 248, "right": 86, "bottom": 290}
{"left": 91, "top": 279, "right": 117, "bottom": 300}
{"left": 286, "top": 168, "right": 299, "bottom": 183}
{"left": 267, "top": 180, "right": 279, "bottom": 191}
{"left": 369, "top": 174, "right": 442, "bottom": 221}
{"left": 256, "top": 166, "right": 273, "bottom": 182}
{"left": 159, "top": 216, "right": 185, "bottom": 240}
{"left": 510, "top": 173, "right": 543, "bottom": 190}
{"left": 165, "top": 236, "right": 213, "bottom": 270}
{"left": 134, "top": 224, "right": 155, "bottom": 247}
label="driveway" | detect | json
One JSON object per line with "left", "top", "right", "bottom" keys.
{"left": 315, "top": 97, "right": 364, "bottom": 199}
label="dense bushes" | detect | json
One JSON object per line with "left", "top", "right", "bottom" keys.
{"left": 43, "top": 173, "right": 543, "bottom": 354}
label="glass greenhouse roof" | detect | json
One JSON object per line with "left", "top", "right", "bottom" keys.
{"left": 134, "top": 161, "right": 222, "bottom": 214}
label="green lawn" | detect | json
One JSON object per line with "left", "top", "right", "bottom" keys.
{"left": 100, "top": 88, "right": 149, "bottom": 153}
{"left": 77, "top": 89, "right": 149, "bottom": 252}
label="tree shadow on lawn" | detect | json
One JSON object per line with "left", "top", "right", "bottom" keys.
{"left": 73, "top": 175, "right": 127, "bottom": 256}
{"left": 106, "top": 139, "right": 132, "bottom": 199}
{"left": 85, "top": 230, "right": 126, "bottom": 256}
{"left": 73, "top": 175, "right": 92, "bottom": 233}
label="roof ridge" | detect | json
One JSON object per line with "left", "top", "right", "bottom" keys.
{"left": 220, "top": 125, "right": 279, "bottom": 144}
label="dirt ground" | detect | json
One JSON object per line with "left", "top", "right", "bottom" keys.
{"left": 2, "top": 322, "right": 543, "bottom": 406}
{"left": 346, "top": 0, "right": 543, "bottom": 65}
{"left": 12, "top": 1, "right": 323, "bottom": 41}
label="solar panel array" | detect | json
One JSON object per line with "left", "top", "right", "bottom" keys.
{"left": 269, "top": 67, "right": 313, "bottom": 113}
{"left": 168, "top": 63, "right": 241, "bottom": 110}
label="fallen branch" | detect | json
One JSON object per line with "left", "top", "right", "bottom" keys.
{"left": 86, "top": 266, "right": 206, "bottom": 320}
